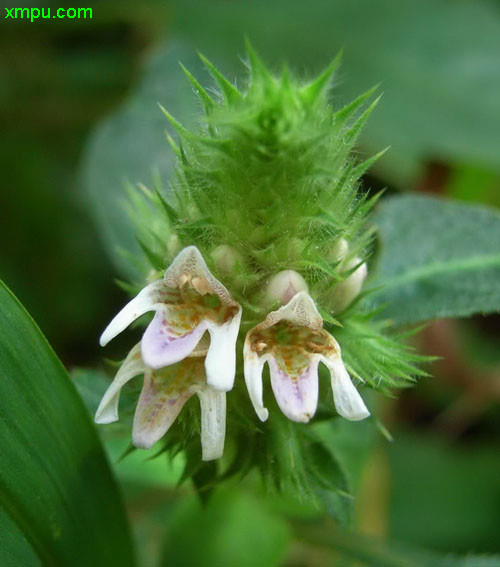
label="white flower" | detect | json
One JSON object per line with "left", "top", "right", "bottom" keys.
{"left": 244, "top": 291, "right": 369, "bottom": 423}
{"left": 100, "top": 246, "right": 242, "bottom": 392}
{"left": 95, "top": 344, "right": 226, "bottom": 460}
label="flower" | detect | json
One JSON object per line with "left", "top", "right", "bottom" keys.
{"left": 94, "top": 344, "right": 226, "bottom": 460}
{"left": 244, "top": 291, "right": 369, "bottom": 423}
{"left": 99, "top": 246, "right": 242, "bottom": 392}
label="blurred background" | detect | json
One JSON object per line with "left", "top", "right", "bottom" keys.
{"left": 1, "top": 0, "right": 500, "bottom": 565}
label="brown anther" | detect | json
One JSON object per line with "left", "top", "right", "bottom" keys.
{"left": 178, "top": 274, "right": 191, "bottom": 288}
{"left": 191, "top": 276, "right": 212, "bottom": 295}
{"left": 255, "top": 341, "right": 268, "bottom": 353}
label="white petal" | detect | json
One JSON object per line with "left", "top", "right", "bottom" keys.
{"left": 196, "top": 386, "right": 226, "bottom": 460}
{"left": 257, "top": 291, "right": 323, "bottom": 332}
{"left": 204, "top": 306, "right": 242, "bottom": 392}
{"left": 100, "top": 279, "right": 165, "bottom": 347}
{"left": 164, "top": 245, "right": 235, "bottom": 306}
{"left": 324, "top": 356, "right": 370, "bottom": 421}
{"left": 268, "top": 356, "right": 319, "bottom": 423}
{"left": 243, "top": 340, "right": 269, "bottom": 422}
{"left": 141, "top": 309, "right": 208, "bottom": 369}
{"left": 95, "top": 343, "right": 144, "bottom": 424}
{"left": 131, "top": 364, "right": 200, "bottom": 449}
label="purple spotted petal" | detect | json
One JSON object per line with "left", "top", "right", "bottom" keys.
{"left": 141, "top": 310, "right": 208, "bottom": 369}
{"left": 268, "top": 356, "right": 319, "bottom": 423}
{"left": 132, "top": 367, "right": 199, "bottom": 450}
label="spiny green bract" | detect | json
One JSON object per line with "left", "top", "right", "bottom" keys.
{"left": 131, "top": 46, "right": 383, "bottom": 326}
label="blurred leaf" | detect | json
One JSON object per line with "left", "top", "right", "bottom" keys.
{"left": 81, "top": 41, "right": 202, "bottom": 279}
{"left": 371, "top": 194, "right": 500, "bottom": 325}
{"left": 172, "top": 0, "right": 500, "bottom": 186}
{"left": 389, "top": 431, "right": 500, "bottom": 554}
{"left": 300, "top": 524, "right": 500, "bottom": 567}
{"left": 446, "top": 165, "right": 500, "bottom": 209}
{"left": 160, "top": 489, "right": 290, "bottom": 567}
{"left": 456, "top": 319, "right": 500, "bottom": 369}
{"left": 0, "top": 281, "right": 135, "bottom": 567}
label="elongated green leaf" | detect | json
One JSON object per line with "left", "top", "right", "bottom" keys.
{"left": 371, "top": 195, "right": 500, "bottom": 325}
{"left": 0, "top": 281, "right": 135, "bottom": 567}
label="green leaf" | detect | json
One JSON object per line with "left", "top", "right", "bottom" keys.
{"left": 0, "top": 281, "right": 135, "bottom": 567}
{"left": 371, "top": 194, "right": 500, "bottom": 325}
{"left": 389, "top": 432, "right": 500, "bottom": 554}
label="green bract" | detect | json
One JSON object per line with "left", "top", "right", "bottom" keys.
{"left": 130, "top": 46, "right": 382, "bottom": 323}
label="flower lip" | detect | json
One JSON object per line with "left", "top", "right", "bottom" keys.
{"left": 244, "top": 291, "right": 369, "bottom": 423}
{"left": 95, "top": 345, "right": 226, "bottom": 460}
{"left": 99, "top": 245, "right": 242, "bottom": 393}
{"left": 163, "top": 245, "right": 237, "bottom": 306}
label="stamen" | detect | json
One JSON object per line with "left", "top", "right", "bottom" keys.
{"left": 178, "top": 273, "right": 190, "bottom": 288}
{"left": 192, "top": 276, "right": 212, "bottom": 295}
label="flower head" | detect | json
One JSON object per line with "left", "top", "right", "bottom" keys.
{"left": 244, "top": 291, "right": 370, "bottom": 423}
{"left": 100, "top": 246, "right": 242, "bottom": 392}
{"left": 91, "top": 47, "right": 428, "bottom": 482}
{"left": 95, "top": 343, "right": 226, "bottom": 460}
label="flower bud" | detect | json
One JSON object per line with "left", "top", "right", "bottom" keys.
{"left": 263, "top": 270, "right": 309, "bottom": 306}
{"left": 211, "top": 245, "right": 243, "bottom": 274}
{"left": 326, "top": 257, "right": 367, "bottom": 313}
{"left": 327, "top": 237, "right": 348, "bottom": 263}
{"left": 167, "top": 234, "right": 181, "bottom": 257}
